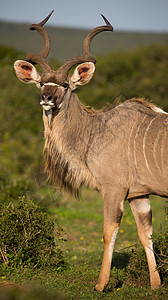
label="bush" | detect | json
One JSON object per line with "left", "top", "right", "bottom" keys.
{"left": 0, "top": 198, "right": 64, "bottom": 271}
{"left": 125, "top": 246, "right": 149, "bottom": 287}
{"left": 153, "top": 204, "right": 168, "bottom": 286}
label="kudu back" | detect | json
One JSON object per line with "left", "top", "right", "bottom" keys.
{"left": 14, "top": 11, "right": 165, "bottom": 291}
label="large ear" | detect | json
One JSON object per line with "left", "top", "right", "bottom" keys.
{"left": 14, "top": 60, "right": 41, "bottom": 86}
{"left": 70, "top": 62, "right": 95, "bottom": 89}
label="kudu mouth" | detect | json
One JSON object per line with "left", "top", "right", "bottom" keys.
{"left": 40, "top": 95, "right": 55, "bottom": 110}
{"left": 40, "top": 94, "right": 55, "bottom": 126}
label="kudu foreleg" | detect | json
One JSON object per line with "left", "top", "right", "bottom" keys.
{"left": 129, "top": 197, "right": 161, "bottom": 290}
{"left": 95, "top": 188, "right": 126, "bottom": 292}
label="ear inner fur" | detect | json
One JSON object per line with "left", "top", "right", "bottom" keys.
{"left": 14, "top": 60, "right": 41, "bottom": 84}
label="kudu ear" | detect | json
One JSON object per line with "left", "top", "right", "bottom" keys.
{"left": 70, "top": 62, "right": 95, "bottom": 88}
{"left": 14, "top": 60, "right": 41, "bottom": 86}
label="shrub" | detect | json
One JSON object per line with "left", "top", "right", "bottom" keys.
{"left": 125, "top": 245, "right": 149, "bottom": 287}
{"left": 0, "top": 198, "right": 64, "bottom": 271}
{"left": 153, "top": 204, "right": 168, "bottom": 286}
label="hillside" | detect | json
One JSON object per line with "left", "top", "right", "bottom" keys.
{"left": 0, "top": 21, "right": 168, "bottom": 62}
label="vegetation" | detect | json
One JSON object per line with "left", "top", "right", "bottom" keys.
{"left": 0, "top": 43, "right": 168, "bottom": 298}
{"left": 0, "top": 198, "right": 64, "bottom": 270}
{"left": 80, "top": 44, "right": 168, "bottom": 110}
{"left": 153, "top": 205, "right": 168, "bottom": 286}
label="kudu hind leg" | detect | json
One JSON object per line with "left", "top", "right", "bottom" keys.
{"left": 129, "top": 197, "right": 161, "bottom": 289}
{"left": 95, "top": 188, "right": 126, "bottom": 292}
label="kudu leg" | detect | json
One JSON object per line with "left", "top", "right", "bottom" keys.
{"left": 129, "top": 197, "right": 161, "bottom": 290}
{"left": 95, "top": 188, "right": 126, "bottom": 292}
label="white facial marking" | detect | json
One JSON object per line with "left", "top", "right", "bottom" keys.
{"left": 43, "top": 82, "right": 59, "bottom": 87}
{"left": 40, "top": 100, "right": 55, "bottom": 110}
{"left": 42, "top": 105, "right": 52, "bottom": 111}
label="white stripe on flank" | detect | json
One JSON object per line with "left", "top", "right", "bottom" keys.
{"left": 160, "top": 130, "right": 167, "bottom": 174}
{"left": 153, "top": 129, "right": 162, "bottom": 172}
{"left": 128, "top": 126, "right": 134, "bottom": 168}
{"left": 133, "top": 116, "right": 147, "bottom": 171}
{"left": 143, "top": 116, "right": 158, "bottom": 174}
{"left": 134, "top": 123, "right": 142, "bottom": 171}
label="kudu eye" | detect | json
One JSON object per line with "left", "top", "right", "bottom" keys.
{"left": 62, "top": 83, "right": 69, "bottom": 89}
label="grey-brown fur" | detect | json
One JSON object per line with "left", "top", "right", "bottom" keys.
{"left": 43, "top": 95, "right": 168, "bottom": 200}
{"left": 40, "top": 92, "right": 165, "bottom": 291}
{"left": 43, "top": 91, "right": 98, "bottom": 196}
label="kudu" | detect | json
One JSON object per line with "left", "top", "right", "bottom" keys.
{"left": 14, "top": 11, "right": 165, "bottom": 291}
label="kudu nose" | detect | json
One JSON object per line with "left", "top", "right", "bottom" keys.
{"left": 41, "top": 94, "right": 52, "bottom": 102}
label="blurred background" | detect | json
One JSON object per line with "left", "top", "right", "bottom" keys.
{"left": 0, "top": 0, "right": 168, "bottom": 227}
{"left": 0, "top": 1, "right": 168, "bottom": 298}
{"left": 1, "top": 0, "right": 168, "bottom": 61}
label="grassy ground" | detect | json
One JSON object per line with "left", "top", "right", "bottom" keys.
{"left": 0, "top": 188, "right": 167, "bottom": 299}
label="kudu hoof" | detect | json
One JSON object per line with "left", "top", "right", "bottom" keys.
{"left": 94, "top": 282, "right": 106, "bottom": 292}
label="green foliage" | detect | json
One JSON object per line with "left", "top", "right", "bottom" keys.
{"left": 0, "top": 45, "right": 25, "bottom": 66}
{"left": 0, "top": 173, "right": 33, "bottom": 204}
{"left": 0, "top": 198, "right": 64, "bottom": 270}
{"left": 0, "top": 46, "right": 45, "bottom": 198}
{"left": 78, "top": 44, "right": 168, "bottom": 110}
{"left": 153, "top": 204, "right": 168, "bottom": 285}
{"left": 125, "top": 246, "right": 149, "bottom": 287}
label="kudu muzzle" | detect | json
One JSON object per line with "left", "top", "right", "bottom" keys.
{"left": 40, "top": 93, "right": 55, "bottom": 110}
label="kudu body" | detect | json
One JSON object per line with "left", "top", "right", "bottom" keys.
{"left": 14, "top": 11, "right": 165, "bottom": 291}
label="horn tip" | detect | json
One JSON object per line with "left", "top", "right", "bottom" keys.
{"left": 29, "top": 10, "right": 54, "bottom": 30}
{"left": 39, "top": 10, "right": 54, "bottom": 27}
{"left": 101, "top": 14, "right": 113, "bottom": 31}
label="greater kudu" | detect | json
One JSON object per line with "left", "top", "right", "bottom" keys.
{"left": 14, "top": 11, "right": 164, "bottom": 291}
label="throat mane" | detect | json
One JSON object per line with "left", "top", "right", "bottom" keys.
{"left": 43, "top": 131, "right": 96, "bottom": 196}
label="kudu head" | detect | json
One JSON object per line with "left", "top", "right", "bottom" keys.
{"left": 14, "top": 11, "right": 113, "bottom": 122}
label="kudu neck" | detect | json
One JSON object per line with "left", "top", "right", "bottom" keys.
{"left": 43, "top": 90, "right": 95, "bottom": 135}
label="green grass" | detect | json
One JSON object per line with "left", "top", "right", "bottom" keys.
{"left": 48, "top": 189, "right": 167, "bottom": 252}
{"left": 0, "top": 189, "right": 167, "bottom": 299}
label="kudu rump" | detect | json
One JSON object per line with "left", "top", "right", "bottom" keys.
{"left": 14, "top": 11, "right": 165, "bottom": 291}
